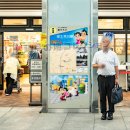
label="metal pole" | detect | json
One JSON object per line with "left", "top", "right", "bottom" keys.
{"left": 30, "top": 84, "right": 32, "bottom": 103}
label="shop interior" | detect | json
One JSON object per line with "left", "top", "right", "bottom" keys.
{"left": 0, "top": 32, "right": 41, "bottom": 107}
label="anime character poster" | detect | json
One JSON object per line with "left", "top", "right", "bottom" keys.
{"left": 50, "top": 27, "right": 88, "bottom": 46}
{"left": 49, "top": 75, "right": 88, "bottom": 104}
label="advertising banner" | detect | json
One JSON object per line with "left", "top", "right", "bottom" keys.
{"left": 50, "top": 27, "right": 88, "bottom": 46}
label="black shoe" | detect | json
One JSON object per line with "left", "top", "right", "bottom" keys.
{"left": 107, "top": 112, "right": 113, "bottom": 120}
{"left": 101, "top": 113, "right": 107, "bottom": 120}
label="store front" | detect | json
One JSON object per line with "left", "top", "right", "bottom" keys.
{"left": 0, "top": 17, "right": 42, "bottom": 107}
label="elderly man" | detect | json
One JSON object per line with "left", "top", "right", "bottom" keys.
{"left": 92, "top": 34, "right": 119, "bottom": 120}
{"left": 3, "top": 53, "right": 20, "bottom": 96}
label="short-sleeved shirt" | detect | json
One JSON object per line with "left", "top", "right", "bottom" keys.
{"left": 3, "top": 57, "right": 20, "bottom": 80}
{"left": 29, "top": 50, "right": 39, "bottom": 59}
{"left": 92, "top": 50, "right": 120, "bottom": 75}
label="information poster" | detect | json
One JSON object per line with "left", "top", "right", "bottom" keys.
{"left": 49, "top": 27, "right": 89, "bottom": 104}
{"left": 50, "top": 27, "right": 88, "bottom": 74}
{"left": 50, "top": 47, "right": 77, "bottom": 73}
{"left": 30, "top": 60, "right": 42, "bottom": 83}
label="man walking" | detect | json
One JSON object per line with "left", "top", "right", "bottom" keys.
{"left": 92, "top": 33, "right": 119, "bottom": 120}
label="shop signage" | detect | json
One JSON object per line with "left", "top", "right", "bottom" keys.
{"left": 30, "top": 59, "right": 42, "bottom": 83}
{"left": 40, "top": 33, "right": 47, "bottom": 48}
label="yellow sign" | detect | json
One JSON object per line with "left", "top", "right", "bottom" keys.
{"left": 50, "top": 27, "right": 57, "bottom": 34}
{"left": 40, "top": 33, "right": 47, "bottom": 48}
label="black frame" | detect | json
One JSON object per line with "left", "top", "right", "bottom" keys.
{"left": 0, "top": 17, "right": 42, "bottom": 32}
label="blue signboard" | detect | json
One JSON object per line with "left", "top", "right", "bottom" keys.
{"left": 50, "top": 27, "right": 88, "bottom": 46}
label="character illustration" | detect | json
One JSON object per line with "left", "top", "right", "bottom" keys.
{"left": 74, "top": 32, "right": 81, "bottom": 44}
{"left": 60, "top": 82, "right": 79, "bottom": 101}
{"left": 74, "top": 29, "right": 88, "bottom": 46}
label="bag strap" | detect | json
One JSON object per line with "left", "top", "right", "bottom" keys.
{"left": 115, "top": 84, "right": 119, "bottom": 88}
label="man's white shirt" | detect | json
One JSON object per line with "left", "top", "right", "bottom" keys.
{"left": 92, "top": 50, "right": 120, "bottom": 75}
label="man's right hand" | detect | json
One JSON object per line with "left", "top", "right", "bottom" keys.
{"left": 98, "top": 64, "right": 105, "bottom": 69}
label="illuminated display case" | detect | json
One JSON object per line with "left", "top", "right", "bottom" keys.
{"left": 127, "top": 39, "right": 130, "bottom": 54}
{"left": 115, "top": 38, "right": 125, "bottom": 55}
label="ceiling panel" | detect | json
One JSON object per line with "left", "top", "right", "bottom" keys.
{"left": 0, "top": 0, "right": 42, "bottom": 10}
{"left": 0, "top": 0, "right": 129, "bottom": 10}
{"left": 99, "top": 0, "right": 130, "bottom": 10}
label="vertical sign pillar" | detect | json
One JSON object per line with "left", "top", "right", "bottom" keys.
{"left": 42, "top": 0, "right": 98, "bottom": 113}
{"left": 91, "top": 0, "right": 98, "bottom": 112}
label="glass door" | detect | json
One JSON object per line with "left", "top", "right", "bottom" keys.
{"left": 0, "top": 33, "right": 3, "bottom": 90}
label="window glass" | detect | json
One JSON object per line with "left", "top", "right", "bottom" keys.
{"left": 33, "top": 19, "right": 42, "bottom": 25}
{"left": 98, "top": 19, "right": 123, "bottom": 29}
{"left": 3, "top": 19, "right": 27, "bottom": 25}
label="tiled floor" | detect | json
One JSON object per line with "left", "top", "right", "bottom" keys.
{"left": 115, "top": 91, "right": 130, "bottom": 107}
{"left": 0, "top": 74, "right": 130, "bottom": 108}
{"left": 0, "top": 107, "right": 130, "bottom": 130}
{"left": 0, "top": 74, "right": 41, "bottom": 107}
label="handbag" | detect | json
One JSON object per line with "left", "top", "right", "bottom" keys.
{"left": 111, "top": 84, "right": 123, "bottom": 104}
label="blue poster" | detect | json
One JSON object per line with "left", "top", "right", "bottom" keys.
{"left": 50, "top": 27, "right": 88, "bottom": 46}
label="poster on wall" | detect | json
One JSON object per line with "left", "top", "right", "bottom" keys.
{"left": 50, "top": 27, "right": 89, "bottom": 74}
{"left": 50, "top": 27, "right": 88, "bottom": 46}
{"left": 50, "top": 47, "right": 88, "bottom": 73}
{"left": 50, "top": 47, "right": 77, "bottom": 73}
{"left": 50, "top": 75, "right": 88, "bottom": 104}
{"left": 49, "top": 27, "right": 89, "bottom": 105}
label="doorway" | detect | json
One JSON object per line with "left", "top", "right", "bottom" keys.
{"left": 0, "top": 32, "right": 41, "bottom": 106}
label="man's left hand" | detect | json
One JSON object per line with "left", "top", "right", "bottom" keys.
{"left": 115, "top": 79, "right": 119, "bottom": 85}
